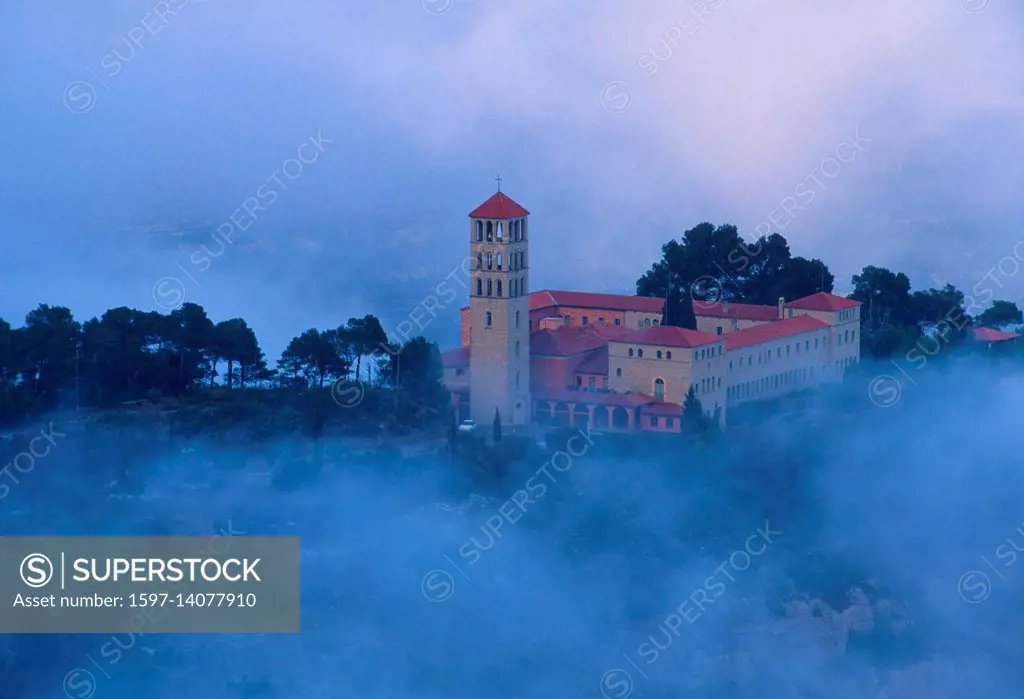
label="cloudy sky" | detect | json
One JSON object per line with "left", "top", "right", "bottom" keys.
{"left": 1, "top": 0, "right": 1022, "bottom": 359}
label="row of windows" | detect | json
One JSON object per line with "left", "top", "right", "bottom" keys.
{"left": 728, "top": 366, "right": 817, "bottom": 400}
{"left": 626, "top": 347, "right": 674, "bottom": 359}
{"left": 837, "top": 356, "right": 857, "bottom": 371}
{"left": 475, "top": 219, "right": 525, "bottom": 242}
{"left": 838, "top": 308, "right": 856, "bottom": 322}
{"left": 476, "top": 250, "right": 525, "bottom": 272}
{"left": 573, "top": 316, "right": 622, "bottom": 326}
{"left": 638, "top": 318, "right": 662, "bottom": 328}
{"left": 693, "top": 376, "right": 723, "bottom": 395}
{"left": 475, "top": 277, "right": 527, "bottom": 298}
{"left": 696, "top": 345, "right": 722, "bottom": 360}
{"left": 728, "top": 336, "right": 823, "bottom": 371}
{"left": 837, "top": 329, "right": 856, "bottom": 346}
{"left": 649, "top": 416, "right": 675, "bottom": 428}
{"left": 484, "top": 310, "right": 523, "bottom": 327}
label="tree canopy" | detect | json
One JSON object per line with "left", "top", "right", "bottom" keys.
{"left": 0, "top": 303, "right": 447, "bottom": 427}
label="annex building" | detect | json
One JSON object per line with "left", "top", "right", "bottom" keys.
{"left": 440, "top": 190, "right": 863, "bottom": 433}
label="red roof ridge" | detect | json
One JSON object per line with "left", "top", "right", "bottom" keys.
{"left": 725, "top": 315, "right": 830, "bottom": 350}
{"left": 617, "top": 325, "right": 721, "bottom": 348}
{"left": 530, "top": 289, "right": 665, "bottom": 313}
{"left": 468, "top": 192, "right": 530, "bottom": 219}
{"left": 693, "top": 300, "right": 780, "bottom": 321}
{"left": 787, "top": 292, "right": 860, "bottom": 311}
{"left": 974, "top": 326, "right": 1021, "bottom": 342}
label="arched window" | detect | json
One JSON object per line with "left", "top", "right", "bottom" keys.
{"left": 637, "top": 348, "right": 644, "bottom": 358}
{"left": 476, "top": 278, "right": 482, "bottom": 296}
{"left": 656, "top": 351, "right": 663, "bottom": 359}
{"left": 486, "top": 221, "right": 493, "bottom": 241}
{"left": 497, "top": 253, "right": 503, "bottom": 270}
{"left": 476, "top": 220, "right": 483, "bottom": 241}
{"left": 616, "top": 368, "right": 622, "bottom": 377}
{"left": 628, "top": 348, "right": 634, "bottom": 357}
{"left": 486, "top": 311, "right": 492, "bottom": 327}
{"left": 496, "top": 221, "right": 503, "bottom": 241}
{"left": 515, "top": 310, "right": 520, "bottom": 326}
{"left": 563, "top": 315, "right": 571, "bottom": 325}
{"left": 644, "top": 319, "right": 651, "bottom": 328}
{"left": 654, "top": 378, "right": 665, "bottom": 399}
{"left": 496, "top": 280, "right": 502, "bottom": 297}
{"left": 516, "top": 220, "right": 522, "bottom": 240}
{"left": 487, "top": 279, "right": 492, "bottom": 296}
{"left": 515, "top": 341, "right": 520, "bottom": 356}
{"left": 522, "top": 219, "right": 527, "bottom": 239}
{"left": 666, "top": 351, "right": 672, "bottom": 359}
{"left": 486, "top": 252, "right": 493, "bottom": 270}
{"left": 476, "top": 252, "right": 482, "bottom": 269}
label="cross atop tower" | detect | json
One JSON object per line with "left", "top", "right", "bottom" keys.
{"left": 495, "top": 174, "right": 502, "bottom": 192}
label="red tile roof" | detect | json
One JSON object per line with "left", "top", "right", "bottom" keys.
{"left": 574, "top": 348, "right": 608, "bottom": 375}
{"left": 468, "top": 192, "right": 530, "bottom": 219}
{"left": 639, "top": 402, "right": 684, "bottom": 417}
{"left": 440, "top": 346, "right": 470, "bottom": 368}
{"left": 530, "top": 323, "right": 632, "bottom": 357}
{"left": 725, "top": 315, "right": 830, "bottom": 350}
{"left": 787, "top": 292, "right": 860, "bottom": 311}
{"left": 617, "top": 325, "right": 721, "bottom": 348}
{"left": 529, "top": 290, "right": 665, "bottom": 313}
{"left": 974, "top": 327, "right": 1020, "bottom": 342}
{"left": 692, "top": 300, "right": 780, "bottom": 321}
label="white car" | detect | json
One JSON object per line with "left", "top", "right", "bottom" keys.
{"left": 457, "top": 420, "right": 478, "bottom": 433}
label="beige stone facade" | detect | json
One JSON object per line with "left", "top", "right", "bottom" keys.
{"left": 726, "top": 322, "right": 833, "bottom": 405}
{"left": 467, "top": 210, "right": 532, "bottom": 426}
{"left": 444, "top": 193, "right": 863, "bottom": 433}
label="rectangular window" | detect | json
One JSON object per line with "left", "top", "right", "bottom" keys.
{"left": 588, "top": 376, "right": 595, "bottom": 390}
{"left": 582, "top": 316, "right": 589, "bottom": 325}
{"left": 650, "top": 416, "right": 658, "bottom": 427}
{"left": 666, "top": 417, "right": 674, "bottom": 428}
{"left": 602, "top": 377, "right": 608, "bottom": 389}
{"left": 716, "top": 326, "right": 723, "bottom": 335}
{"left": 614, "top": 318, "right": 621, "bottom": 326}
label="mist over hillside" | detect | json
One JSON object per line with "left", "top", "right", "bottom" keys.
{"left": 1, "top": 354, "right": 1022, "bottom": 699}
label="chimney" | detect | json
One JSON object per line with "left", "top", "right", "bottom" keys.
{"left": 778, "top": 297, "right": 785, "bottom": 319}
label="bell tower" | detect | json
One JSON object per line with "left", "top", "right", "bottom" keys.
{"left": 468, "top": 185, "right": 531, "bottom": 427}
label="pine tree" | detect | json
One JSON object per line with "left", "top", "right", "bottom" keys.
{"left": 682, "top": 386, "right": 711, "bottom": 435}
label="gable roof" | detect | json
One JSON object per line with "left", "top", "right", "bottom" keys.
{"left": 530, "top": 323, "right": 632, "bottom": 357}
{"left": 440, "top": 346, "right": 470, "bottom": 368}
{"left": 616, "top": 325, "right": 721, "bottom": 348}
{"left": 574, "top": 348, "right": 609, "bottom": 375}
{"left": 468, "top": 192, "right": 530, "bottom": 219}
{"left": 692, "top": 300, "right": 780, "bottom": 321}
{"left": 787, "top": 292, "right": 860, "bottom": 311}
{"left": 529, "top": 290, "right": 665, "bottom": 313}
{"left": 725, "top": 315, "right": 831, "bottom": 350}
{"left": 974, "top": 327, "right": 1020, "bottom": 342}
